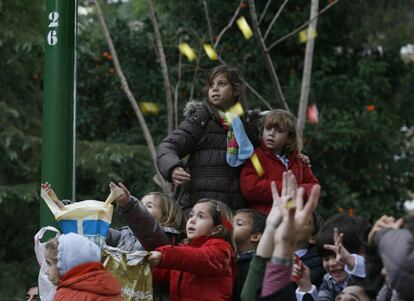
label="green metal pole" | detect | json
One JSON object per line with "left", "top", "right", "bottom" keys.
{"left": 41, "top": 0, "right": 77, "bottom": 228}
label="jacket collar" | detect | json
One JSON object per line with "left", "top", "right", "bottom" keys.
{"left": 259, "top": 142, "right": 298, "bottom": 163}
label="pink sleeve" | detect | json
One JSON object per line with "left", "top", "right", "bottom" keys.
{"left": 261, "top": 262, "right": 292, "bottom": 297}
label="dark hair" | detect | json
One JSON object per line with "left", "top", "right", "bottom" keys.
{"left": 206, "top": 64, "right": 247, "bottom": 112}
{"left": 194, "top": 198, "right": 235, "bottom": 250}
{"left": 235, "top": 209, "right": 266, "bottom": 234}
{"left": 316, "top": 214, "right": 367, "bottom": 258}
{"left": 312, "top": 211, "right": 325, "bottom": 236}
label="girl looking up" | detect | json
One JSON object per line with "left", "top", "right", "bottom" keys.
{"left": 240, "top": 109, "right": 319, "bottom": 215}
{"left": 148, "top": 199, "right": 236, "bottom": 301}
{"left": 157, "top": 65, "right": 260, "bottom": 215}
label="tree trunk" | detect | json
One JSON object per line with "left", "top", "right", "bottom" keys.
{"left": 297, "top": 0, "right": 320, "bottom": 146}
{"left": 248, "top": 0, "right": 290, "bottom": 111}
{"left": 93, "top": 0, "right": 170, "bottom": 193}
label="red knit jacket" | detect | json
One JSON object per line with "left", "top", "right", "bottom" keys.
{"left": 54, "top": 262, "right": 123, "bottom": 301}
{"left": 153, "top": 236, "right": 236, "bottom": 301}
{"left": 240, "top": 144, "right": 319, "bottom": 215}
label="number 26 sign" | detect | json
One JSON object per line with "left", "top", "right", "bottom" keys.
{"left": 47, "top": 11, "right": 59, "bottom": 46}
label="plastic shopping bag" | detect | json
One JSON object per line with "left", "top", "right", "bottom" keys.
{"left": 40, "top": 184, "right": 122, "bottom": 248}
{"left": 103, "top": 246, "right": 153, "bottom": 301}
{"left": 34, "top": 226, "right": 61, "bottom": 301}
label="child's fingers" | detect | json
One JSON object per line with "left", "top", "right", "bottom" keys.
{"left": 281, "top": 172, "right": 288, "bottom": 196}
{"left": 118, "top": 182, "right": 129, "bottom": 194}
{"left": 323, "top": 244, "right": 336, "bottom": 252}
{"left": 302, "top": 185, "right": 320, "bottom": 216}
{"left": 271, "top": 181, "right": 280, "bottom": 205}
{"left": 295, "top": 187, "right": 305, "bottom": 211}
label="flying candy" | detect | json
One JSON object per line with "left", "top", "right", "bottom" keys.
{"left": 299, "top": 27, "right": 317, "bottom": 43}
{"left": 307, "top": 104, "right": 319, "bottom": 124}
{"left": 203, "top": 44, "right": 218, "bottom": 61}
{"left": 139, "top": 102, "right": 160, "bottom": 115}
{"left": 236, "top": 16, "right": 253, "bottom": 39}
{"left": 178, "top": 43, "right": 197, "bottom": 61}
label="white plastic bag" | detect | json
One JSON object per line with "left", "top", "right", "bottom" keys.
{"left": 34, "top": 226, "right": 61, "bottom": 301}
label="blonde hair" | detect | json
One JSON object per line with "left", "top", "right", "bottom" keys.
{"left": 262, "top": 109, "right": 300, "bottom": 154}
{"left": 193, "top": 198, "right": 236, "bottom": 250}
{"left": 144, "top": 192, "right": 184, "bottom": 232}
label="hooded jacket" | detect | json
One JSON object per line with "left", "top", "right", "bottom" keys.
{"left": 240, "top": 143, "right": 319, "bottom": 215}
{"left": 55, "top": 262, "right": 123, "bottom": 301}
{"left": 157, "top": 101, "right": 260, "bottom": 214}
{"left": 375, "top": 228, "right": 414, "bottom": 301}
{"left": 153, "top": 236, "right": 236, "bottom": 301}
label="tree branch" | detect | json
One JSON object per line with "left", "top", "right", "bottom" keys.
{"left": 248, "top": 0, "right": 289, "bottom": 111}
{"left": 213, "top": 2, "right": 242, "bottom": 49}
{"left": 263, "top": 0, "right": 288, "bottom": 41}
{"left": 258, "top": 0, "right": 272, "bottom": 25}
{"left": 174, "top": 37, "right": 183, "bottom": 128}
{"left": 189, "top": 55, "right": 201, "bottom": 101}
{"left": 217, "top": 56, "right": 272, "bottom": 110}
{"left": 202, "top": 0, "right": 214, "bottom": 44}
{"left": 93, "top": 0, "right": 170, "bottom": 192}
{"left": 147, "top": 0, "right": 174, "bottom": 134}
{"left": 267, "top": 0, "right": 340, "bottom": 51}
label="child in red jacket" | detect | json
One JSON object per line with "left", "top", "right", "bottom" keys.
{"left": 45, "top": 233, "right": 123, "bottom": 301}
{"left": 148, "top": 199, "right": 236, "bottom": 301}
{"left": 240, "top": 109, "right": 319, "bottom": 215}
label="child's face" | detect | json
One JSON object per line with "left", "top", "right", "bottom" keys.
{"left": 334, "top": 285, "right": 370, "bottom": 301}
{"left": 45, "top": 249, "right": 60, "bottom": 286}
{"left": 233, "top": 213, "right": 253, "bottom": 246}
{"left": 208, "top": 73, "right": 237, "bottom": 111}
{"left": 262, "top": 126, "right": 290, "bottom": 154}
{"left": 322, "top": 254, "right": 348, "bottom": 283}
{"left": 142, "top": 194, "right": 163, "bottom": 222}
{"left": 186, "top": 203, "right": 215, "bottom": 239}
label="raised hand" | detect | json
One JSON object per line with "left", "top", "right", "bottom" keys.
{"left": 368, "top": 215, "right": 403, "bottom": 244}
{"left": 109, "top": 182, "right": 130, "bottom": 208}
{"left": 323, "top": 227, "right": 354, "bottom": 268}
{"left": 272, "top": 177, "right": 320, "bottom": 259}
{"left": 41, "top": 182, "right": 65, "bottom": 209}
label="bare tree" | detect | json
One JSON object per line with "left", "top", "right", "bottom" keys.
{"left": 147, "top": 0, "right": 174, "bottom": 134}
{"left": 202, "top": 0, "right": 272, "bottom": 110}
{"left": 93, "top": 0, "right": 170, "bottom": 193}
{"left": 297, "top": 0, "right": 320, "bottom": 142}
{"left": 248, "top": 0, "right": 289, "bottom": 111}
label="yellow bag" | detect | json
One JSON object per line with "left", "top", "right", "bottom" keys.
{"left": 103, "top": 246, "right": 153, "bottom": 301}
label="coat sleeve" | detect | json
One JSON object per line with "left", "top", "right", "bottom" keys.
{"left": 240, "top": 255, "right": 269, "bottom": 301}
{"left": 298, "top": 163, "right": 319, "bottom": 199}
{"left": 240, "top": 159, "right": 276, "bottom": 204}
{"left": 106, "top": 228, "right": 122, "bottom": 247}
{"left": 156, "top": 240, "right": 233, "bottom": 276}
{"left": 118, "top": 196, "right": 170, "bottom": 251}
{"left": 375, "top": 228, "right": 414, "bottom": 299}
{"left": 156, "top": 105, "right": 211, "bottom": 181}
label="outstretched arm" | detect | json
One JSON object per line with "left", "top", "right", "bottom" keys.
{"left": 111, "top": 182, "right": 170, "bottom": 250}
